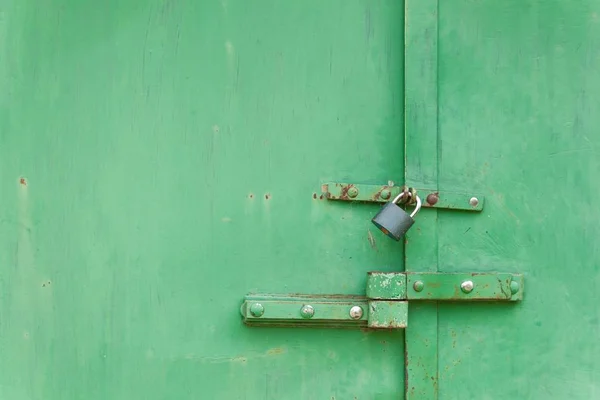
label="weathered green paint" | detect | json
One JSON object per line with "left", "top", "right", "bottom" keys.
{"left": 0, "top": 1, "right": 406, "bottom": 399}
{"left": 323, "top": 182, "right": 484, "bottom": 210}
{"left": 434, "top": 1, "right": 600, "bottom": 398}
{"left": 406, "top": 273, "right": 523, "bottom": 302}
{"left": 368, "top": 301, "right": 409, "bottom": 329}
{"left": 365, "top": 272, "right": 523, "bottom": 302}
{"left": 366, "top": 272, "right": 408, "bottom": 300}
{"left": 3, "top": 0, "right": 599, "bottom": 398}
{"left": 404, "top": 0, "right": 440, "bottom": 397}
{"left": 242, "top": 295, "right": 369, "bottom": 328}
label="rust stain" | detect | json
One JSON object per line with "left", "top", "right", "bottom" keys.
{"left": 339, "top": 184, "right": 352, "bottom": 200}
{"left": 313, "top": 193, "right": 317, "bottom": 199}
{"left": 426, "top": 192, "right": 439, "bottom": 206}
{"left": 266, "top": 347, "right": 285, "bottom": 355}
{"left": 265, "top": 193, "right": 271, "bottom": 200}
{"left": 372, "top": 185, "right": 388, "bottom": 201}
{"left": 19, "top": 178, "right": 27, "bottom": 186}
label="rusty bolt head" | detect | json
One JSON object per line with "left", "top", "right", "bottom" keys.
{"left": 349, "top": 306, "right": 364, "bottom": 320}
{"left": 380, "top": 189, "right": 391, "bottom": 200}
{"left": 413, "top": 281, "right": 425, "bottom": 292}
{"left": 426, "top": 193, "right": 439, "bottom": 205}
{"left": 300, "top": 305, "right": 315, "bottom": 319}
{"left": 249, "top": 303, "right": 265, "bottom": 317}
{"left": 347, "top": 186, "right": 359, "bottom": 198}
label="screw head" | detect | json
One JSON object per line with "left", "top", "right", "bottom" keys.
{"left": 380, "top": 189, "right": 391, "bottom": 200}
{"left": 469, "top": 197, "right": 479, "bottom": 207}
{"left": 460, "top": 280, "right": 474, "bottom": 294}
{"left": 249, "top": 303, "right": 265, "bottom": 317}
{"left": 426, "top": 193, "right": 439, "bottom": 205}
{"left": 347, "top": 186, "right": 359, "bottom": 198}
{"left": 349, "top": 306, "right": 364, "bottom": 320}
{"left": 413, "top": 281, "right": 425, "bottom": 292}
{"left": 300, "top": 305, "right": 315, "bottom": 319}
{"left": 510, "top": 280, "right": 520, "bottom": 295}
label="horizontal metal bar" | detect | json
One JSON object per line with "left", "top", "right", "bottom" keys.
{"left": 406, "top": 273, "right": 523, "bottom": 301}
{"left": 321, "top": 182, "right": 483, "bottom": 211}
{"left": 241, "top": 295, "right": 369, "bottom": 328}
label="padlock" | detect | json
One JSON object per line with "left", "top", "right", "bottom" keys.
{"left": 371, "top": 192, "right": 422, "bottom": 240}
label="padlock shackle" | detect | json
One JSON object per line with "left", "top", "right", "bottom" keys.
{"left": 409, "top": 195, "right": 422, "bottom": 218}
{"left": 392, "top": 191, "right": 409, "bottom": 204}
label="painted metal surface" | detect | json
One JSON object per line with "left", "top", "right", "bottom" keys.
{"left": 323, "top": 182, "right": 484, "bottom": 211}
{"left": 242, "top": 272, "right": 520, "bottom": 329}
{"left": 365, "top": 271, "right": 523, "bottom": 303}
{"left": 368, "top": 301, "right": 409, "bottom": 329}
{"left": 1, "top": 0, "right": 598, "bottom": 398}
{"left": 241, "top": 295, "right": 369, "bottom": 328}
{"left": 406, "top": 273, "right": 523, "bottom": 302}
{"left": 366, "top": 272, "right": 408, "bottom": 300}
{"left": 405, "top": 0, "right": 600, "bottom": 398}
{"left": 404, "top": 0, "right": 440, "bottom": 398}
{"left": 433, "top": 1, "right": 600, "bottom": 398}
{"left": 0, "top": 1, "right": 406, "bottom": 399}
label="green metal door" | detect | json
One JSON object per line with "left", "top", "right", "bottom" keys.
{"left": 403, "top": 0, "right": 600, "bottom": 398}
{"left": 2, "top": 1, "right": 600, "bottom": 399}
{"left": 0, "top": 1, "right": 406, "bottom": 399}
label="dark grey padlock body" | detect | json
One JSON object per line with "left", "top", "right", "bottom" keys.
{"left": 371, "top": 202, "right": 415, "bottom": 241}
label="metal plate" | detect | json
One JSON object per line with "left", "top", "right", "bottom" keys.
{"left": 321, "top": 182, "right": 484, "bottom": 211}
{"left": 368, "top": 301, "right": 409, "bottom": 328}
{"left": 406, "top": 273, "right": 523, "bottom": 301}
{"left": 241, "top": 294, "right": 369, "bottom": 328}
{"left": 366, "top": 272, "right": 407, "bottom": 299}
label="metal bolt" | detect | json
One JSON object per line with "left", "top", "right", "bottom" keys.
{"left": 380, "top": 189, "right": 391, "bottom": 200}
{"left": 469, "top": 197, "right": 479, "bottom": 207}
{"left": 413, "top": 281, "right": 425, "bottom": 292}
{"left": 426, "top": 193, "right": 439, "bottom": 205}
{"left": 249, "top": 303, "right": 265, "bottom": 317}
{"left": 349, "top": 306, "right": 364, "bottom": 320}
{"left": 510, "top": 280, "right": 520, "bottom": 295}
{"left": 300, "top": 305, "right": 315, "bottom": 319}
{"left": 347, "top": 186, "right": 359, "bottom": 198}
{"left": 460, "top": 280, "right": 474, "bottom": 294}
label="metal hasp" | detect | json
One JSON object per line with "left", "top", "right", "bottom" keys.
{"left": 372, "top": 192, "right": 422, "bottom": 240}
{"left": 321, "top": 182, "right": 484, "bottom": 211}
{"left": 240, "top": 272, "right": 523, "bottom": 329}
{"left": 241, "top": 294, "right": 408, "bottom": 329}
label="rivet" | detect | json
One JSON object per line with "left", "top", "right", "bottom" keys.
{"left": 380, "top": 189, "right": 391, "bottom": 200}
{"left": 461, "top": 280, "right": 474, "bottom": 294}
{"left": 349, "top": 305, "right": 364, "bottom": 320}
{"left": 300, "top": 305, "right": 315, "bottom": 319}
{"left": 249, "top": 303, "right": 264, "bottom": 317}
{"left": 426, "top": 193, "right": 439, "bottom": 205}
{"left": 347, "top": 186, "right": 359, "bottom": 198}
{"left": 413, "top": 281, "right": 425, "bottom": 292}
{"left": 469, "top": 197, "right": 479, "bottom": 207}
{"left": 510, "top": 280, "right": 520, "bottom": 295}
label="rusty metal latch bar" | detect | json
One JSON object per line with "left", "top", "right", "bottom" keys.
{"left": 240, "top": 272, "right": 522, "bottom": 329}
{"left": 241, "top": 294, "right": 408, "bottom": 329}
{"left": 368, "top": 272, "right": 523, "bottom": 302}
{"left": 321, "top": 182, "right": 484, "bottom": 211}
